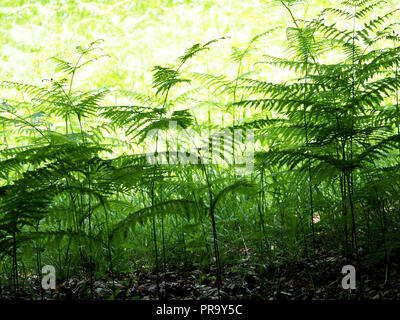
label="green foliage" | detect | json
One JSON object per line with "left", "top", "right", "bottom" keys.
{"left": 0, "top": 0, "right": 400, "bottom": 298}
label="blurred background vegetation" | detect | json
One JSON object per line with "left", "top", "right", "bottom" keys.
{"left": 1, "top": 0, "right": 337, "bottom": 93}
{"left": 1, "top": 0, "right": 397, "bottom": 108}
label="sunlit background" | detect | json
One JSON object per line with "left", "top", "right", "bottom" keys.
{"left": 1, "top": 0, "right": 398, "bottom": 137}
{"left": 0, "top": 0, "right": 347, "bottom": 91}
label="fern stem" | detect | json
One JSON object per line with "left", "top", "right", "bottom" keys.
{"left": 151, "top": 182, "right": 160, "bottom": 298}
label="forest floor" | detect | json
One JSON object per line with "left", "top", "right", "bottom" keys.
{"left": 1, "top": 251, "right": 400, "bottom": 300}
